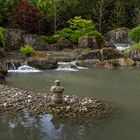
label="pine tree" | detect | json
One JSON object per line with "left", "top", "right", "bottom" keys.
{"left": 110, "top": 0, "right": 128, "bottom": 29}
{"left": 92, "top": 0, "right": 111, "bottom": 33}
{"left": 133, "top": 7, "right": 140, "bottom": 26}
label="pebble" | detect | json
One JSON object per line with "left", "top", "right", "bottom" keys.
{"left": 0, "top": 85, "right": 110, "bottom": 119}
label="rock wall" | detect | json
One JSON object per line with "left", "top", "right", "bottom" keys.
{"left": 4, "top": 28, "right": 49, "bottom": 51}
{"left": 78, "top": 36, "right": 101, "bottom": 49}
{"left": 104, "top": 27, "right": 131, "bottom": 44}
{"left": 78, "top": 48, "right": 123, "bottom": 61}
{"left": 50, "top": 38, "right": 76, "bottom": 51}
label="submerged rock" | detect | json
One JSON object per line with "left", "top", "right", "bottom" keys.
{"left": 0, "top": 85, "right": 110, "bottom": 119}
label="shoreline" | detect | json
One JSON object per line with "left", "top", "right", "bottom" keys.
{"left": 0, "top": 84, "right": 111, "bottom": 119}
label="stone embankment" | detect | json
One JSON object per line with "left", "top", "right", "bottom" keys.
{"left": 0, "top": 85, "right": 110, "bottom": 119}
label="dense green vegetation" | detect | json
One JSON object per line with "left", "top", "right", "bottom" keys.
{"left": 129, "top": 26, "right": 140, "bottom": 43}
{"left": 42, "top": 16, "right": 102, "bottom": 43}
{"left": 0, "top": 27, "right": 5, "bottom": 48}
{"left": 20, "top": 44, "right": 34, "bottom": 56}
{"left": 0, "top": 0, "right": 140, "bottom": 36}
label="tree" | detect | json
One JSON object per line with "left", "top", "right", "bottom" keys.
{"left": 109, "top": 0, "right": 128, "bottom": 29}
{"left": 92, "top": 0, "right": 111, "bottom": 33}
{"left": 0, "top": 0, "right": 19, "bottom": 27}
{"left": 11, "top": 1, "right": 42, "bottom": 34}
{"left": 133, "top": 7, "right": 140, "bottom": 26}
{"left": 45, "top": 16, "right": 102, "bottom": 44}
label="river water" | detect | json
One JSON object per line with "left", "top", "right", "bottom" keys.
{"left": 1, "top": 67, "right": 140, "bottom": 140}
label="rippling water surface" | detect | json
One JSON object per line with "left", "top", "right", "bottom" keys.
{"left": 1, "top": 67, "right": 140, "bottom": 140}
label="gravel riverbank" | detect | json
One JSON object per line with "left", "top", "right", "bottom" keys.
{"left": 0, "top": 84, "right": 110, "bottom": 119}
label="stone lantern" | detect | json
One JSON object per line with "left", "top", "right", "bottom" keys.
{"left": 50, "top": 80, "right": 64, "bottom": 104}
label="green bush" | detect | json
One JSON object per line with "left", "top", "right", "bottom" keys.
{"left": 40, "top": 35, "right": 60, "bottom": 44}
{"left": 68, "top": 16, "right": 95, "bottom": 30}
{"left": 45, "top": 16, "right": 103, "bottom": 44}
{"left": 0, "top": 27, "right": 5, "bottom": 48}
{"left": 128, "top": 26, "right": 140, "bottom": 43}
{"left": 69, "top": 30, "right": 83, "bottom": 43}
{"left": 20, "top": 44, "right": 34, "bottom": 56}
{"left": 56, "top": 28, "right": 73, "bottom": 38}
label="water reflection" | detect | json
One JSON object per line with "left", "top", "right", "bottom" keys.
{"left": 0, "top": 113, "right": 111, "bottom": 140}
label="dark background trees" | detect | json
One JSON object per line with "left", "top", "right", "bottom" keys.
{"left": 0, "top": 0, "right": 140, "bottom": 35}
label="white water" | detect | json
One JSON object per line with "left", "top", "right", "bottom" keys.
{"left": 7, "top": 61, "right": 87, "bottom": 73}
{"left": 8, "top": 65, "right": 42, "bottom": 73}
{"left": 56, "top": 61, "right": 87, "bottom": 72}
{"left": 114, "top": 43, "right": 130, "bottom": 51}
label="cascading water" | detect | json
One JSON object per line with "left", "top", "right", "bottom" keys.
{"left": 56, "top": 61, "right": 87, "bottom": 71}
{"left": 114, "top": 43, "right": 130, "bottom": 51}
{"left": 7, "top": 62, "right": 16, "bottom": 70}
{"left": 7, "top": 62, "right": 42, "bottom": 73}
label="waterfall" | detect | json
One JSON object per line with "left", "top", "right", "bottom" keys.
{"left": 56, "top": 61, "right": 87, "bottom": 72}
{"left": 114, "top": 44, "right": 130, "bottom": 51}
{"left": 7, "top": 62, "right": 16, "bottom": 70}
{"left": 7, "top": 62, "right": 42, "bottom": 73}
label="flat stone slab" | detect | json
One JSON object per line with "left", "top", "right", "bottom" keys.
{"left": 0, "top": 85, "right": 110, "bottom": 119}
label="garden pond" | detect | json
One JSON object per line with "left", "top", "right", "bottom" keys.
{"left": 1, "top": 67, "right": 140, "bottom": 140}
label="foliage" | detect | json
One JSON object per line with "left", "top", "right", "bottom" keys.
{"left": 0, "top": 0, "right": 140, "bottom": 35}
{"left": 68, "top": 16, "right": 95, "bottom": 30}
{"left": 110, "top": 0, "right": 128, "bottom": 29}
{"left": 40, "top": 35, "right": 60, "bottom": 44}
{"left": 128, "top": 26, "right": 140, "bottom": 43}
{"left": 123, "top": 43, "right": 140, "bottom": 53}
{"left": 11, "top": 1, "right": 42, "bottom": 34}
{"left": 0, "top": 0, "right": 19, "bottom": 27}
{"left": 56, "top": 28, "right": 74, "bottom": 38}
{"left": 0, "top": 27, "right": 5, "bottom": 48}
{"left": 20, "top": 44, "right": 34, "bottom": 56}
{"left": 69, "top": 30, "right": 83, "bottom": 43}
{"left": 45, "top": 16, "right": 102, "bottom": 44}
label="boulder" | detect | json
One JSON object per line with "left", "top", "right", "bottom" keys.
{"left": 4, "top": 28, "right": 49, "bottom": 51}
{"left": 105, "top": 27, "right": 131, "bottom": 44}
{"left": 78, "top": 48, "right": 123, "bottom": 61}
{"left": 0, "top": 48, "right": 5, "bottom": 58}
{"left": 126, "top": 49, "right": 140, "bottom": 61}
{"left": 0, "top": 73, "right": 5, "bottom": 83}
{"left": 4, "top": 28, "right": 25, "bottom": 50}
{"left": 0, "top": 63, "right": 7, "bottom": 76}
{"left": 103, "top": 58, "right": 135, "bottom": 68}
{"left": 78, "top": 36, "right": 101, "bottom": 49}
{"left": 76, "top": 59, "right": 101, "bottom": 68}
{"left": 52, "top": 38, "right": 76, "bottom": 51}
{"left": 0, "top": 63, "right": 7, "bottom": 83}
{"left": 23, "top": 34, "right": 49, "bottom": 50}
{"left": 27, "top": 58, "right": 58, "bottom": 69}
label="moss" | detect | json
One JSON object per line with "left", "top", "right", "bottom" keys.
{"left": 123, "top": 43, "right": 140, "bottom": 53}
{"left": 0, "top": 27, "right": 5, "bottom": 48}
